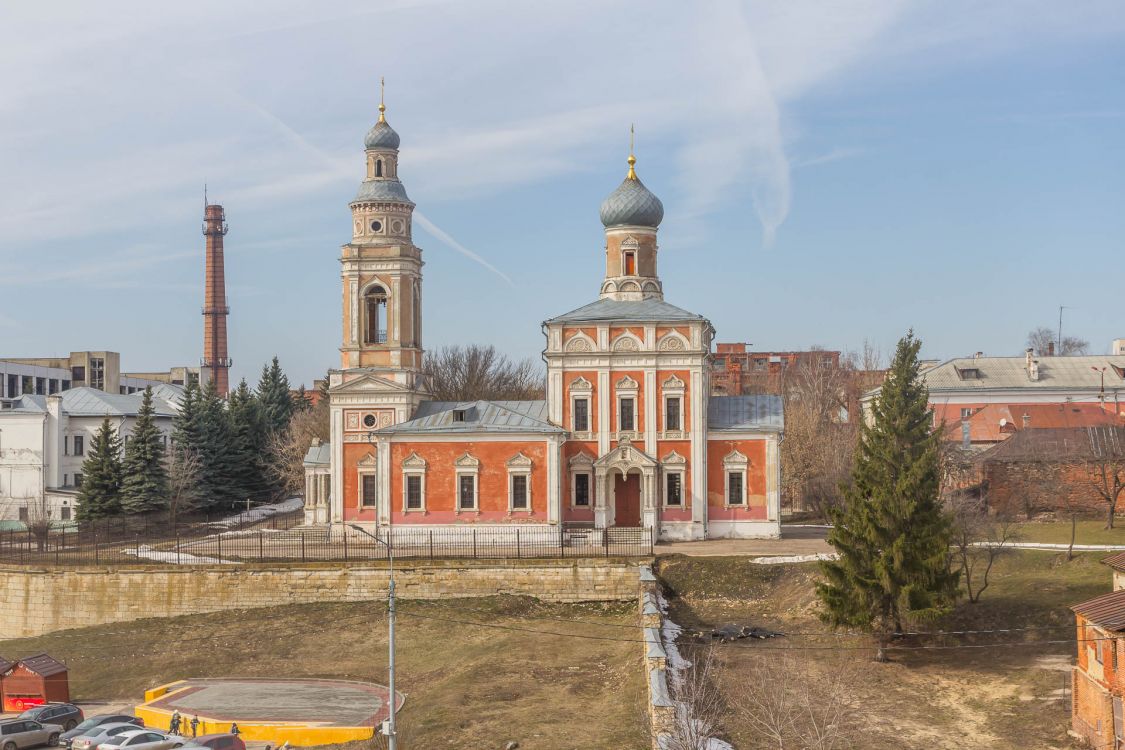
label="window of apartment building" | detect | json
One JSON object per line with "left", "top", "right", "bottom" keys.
{"left": 665, "top": 396, "right": 681, "bottom": 431}
{"left": 6, "top": 374, "right": 17, "bottom": 397}
{"left": 73, "top": 435, "right": 84, "bottom": 456}
{"left": 753, "top": 358, "right": 767, "bottom": 371}
{"left": 63, "top": 436, "right": 69, "bottom": 456}
{"left": 619, "top": 397, "right": 635, "bottom": 432}
{"left": 405, "top": 475, "right": 423, "bottom": 510}
{"left": 361, "top": 474, "right": 378, "bottom": 507}
{"left": 510, "top": 474, "right": 529, "bottom": 511}
{"left": 18, "top": 506, "right": 28, "bottom": 522}
{"left": 666, "top": 473, "right": 683, "bottom": 506}
{"left": 458, "top": 474, "right": 477, "bottom": 510}
{"left": 60, "top": 507, "right": 71, "bottom": 521}
{"left": 74, "top": 473, "right": 83, "bottom": 488}
{"left": 22, "top": 376, "right": 33, "bottom": 395}
{"left": 574, "top": 473, "right": 590, "bottom": 506}
{"left": 62, "top": 380, "right": 71, "bottom": 390}
{"left": 90, "top": 358, "right": 105, "bottom": 390}
{"left": 71, "top": 366, "right": 85, "bottom": 383}
{"left": 960, "top": 407, "right": 973, "bottom": 420}
{"left": 63, "top": 474, "right": 68, "bottom": 486}
{"left": 573, "top": 397, "right": 589, "bottom": 432}
{"left": 35, "top": 377, "right": 46, "bottom": 395}
{"left": 48, "top": 379, "right": 59, "bottom": 395}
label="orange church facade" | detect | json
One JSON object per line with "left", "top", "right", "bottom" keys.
{"left": 303, "top": 97, "right": 782, "bottom": 541}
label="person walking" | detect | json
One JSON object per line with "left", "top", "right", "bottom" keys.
{"left": 190, "top": 716, "right": 200, "bottom": 738}
{"left": 169, "top": 711, "right": 181, "bottom": 736}
{"left": 229, "top": 723, "right": 240, "bottom": 737}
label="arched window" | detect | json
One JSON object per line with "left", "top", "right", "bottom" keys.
{"left": 623, "top": 250, "right": 636, "bottom": 276}
{"left": 364, "top": 285, "right": 388, "bottom": 344}
{"left": 375, "top": 159, "right": 383, "bottom": 177}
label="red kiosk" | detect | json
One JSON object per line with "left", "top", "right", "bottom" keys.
{"left": 0, "top": 654, "right": 70, "bottom": 713}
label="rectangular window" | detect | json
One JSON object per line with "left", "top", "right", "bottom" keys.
{"left": 624, "top": 251, "right": 636, "bottom": 275}
{"left": 71, "top": 366, "right": 85, "bottom": 382}
{"left": 666, "top": 473, "right": 682, "bottom": 506}
{"left": 74, "top": 473, "right": 83, "bottom": 488}
{"left": 7, "top": 374, "right": 16, "bottom": 397}
{"left": 48, "top": 379, "right": 59, "bottom": 395}
{"left": 90, "top": 358, "right": 105, "bottom": 390}
{"left": 406, "top": 475, "right": 423, "bottom": 509}
{"left": 511, "top": 475, "right": 529, "bottom": 510}
{"left": 62, "top": 380, "right": 71, "bottom": 390}
{"left": 63, "top": 474, "right": 68, "bottom": 486}
{"left": 61, "top": 507, "right": 71, "bottom": 521}
{"left": 574, "top": 473, "right": 590, "bottom": 506}
{"left": 574, "top": 398, "right": 589, "bottom": 432}
{"left": 619, "top": 397, "right": 635, "bottom": 432}
{"left": 665, "top": 397, "right": 681, "bottom": 431}
{"left": 64, "top": 436, "right": 69, "bottom": 456}
{"left": 361, "top": 474, "right": 378, "bottom": 507}
{"left": 35, "top": 377, "right": 46, "bottom": 394}
{"left": 727, "top": 472, "right": 744, "bottom": 505}
{"left": 18, "top": 506, "right": 28, "bottom": 522}
{"left": 960, "top": 407, "right": 973, "bottom": 420}
{"left": 459, "top": 475, "right": 477, "bottom": 510}
{"left": 73, "top": 435, "right": 84, "bottom": 456}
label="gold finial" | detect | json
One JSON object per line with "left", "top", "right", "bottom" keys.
{"left": 378, "top": 76, "right": 386, "bottom": 123}
{"left": 626, "top": 124, "right": 637, "bottom": 180}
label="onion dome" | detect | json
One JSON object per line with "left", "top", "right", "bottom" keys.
{"left": 354, "top": 179, "right": 412, "bottom": 204}
{"left": 364, "top": 81, "right": 400, "bottom": 150}
{"left": 599, "top": 153, "right": 664, "bottom": 229}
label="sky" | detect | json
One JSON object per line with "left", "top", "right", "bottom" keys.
{"left": 1, "top": 1, "right": 1123, "bottom": 387}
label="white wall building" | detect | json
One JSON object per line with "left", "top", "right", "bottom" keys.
{"left": 0, "top": 386, "right": 182, "bottom": 525}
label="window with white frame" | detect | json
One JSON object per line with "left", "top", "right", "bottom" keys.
{"left": 455, "top": 453, "right": 480, "bottom": 511}
{"left": 402, "top": 452, "right": 427, "bottom": 511}
{"left": 615, "top": 375, "right": 639, "bottom": 435}
{"left": 569, "top": 452, "right": 594, "bottom": 508}
{"left": 573, "top": 397, "right": 590, "bottom": 432}
{"left": 507, "top": 452, "right": 533, "bottom": 512}
{"left": 723, "top": 450, "right": 748, "bottom": 506}
{"left": 574, "top": 473, "right": 591, "bottom": 506}
{"left": 361, "top": 473, "right": 378, "bottom": 507}
{"left": 661, "top": 375, "right": 686, "bottom": 436}
{"left": 662, "top": 450, "right": 687, "bottom": 508}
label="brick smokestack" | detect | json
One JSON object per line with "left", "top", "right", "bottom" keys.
{"left": 201, "top": 203, "right": 231, "bottom": 395}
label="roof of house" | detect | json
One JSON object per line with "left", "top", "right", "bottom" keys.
{"left": 303, "top": 441, "right": 331, "bottom": 467}
{"left": 0, "top": 656, "right": 12, "bottom": 674}
{"left": 545, "top": 298, "right": 705, "bottom": 325}
{"left": 708, "top": 395, "right": 784, "bottom": 431}
{"left": 377, "top": 400, "right": 565, "bottom": 435}
{"left": 1102, "top": 551, "right": 1125, "bottom": 572}
{"left": 977, "top": 426, "right": 1125, "bottom": 463}
{"left": 1, "top": 386, "right": 182, "bottom": 417}
{"left": 1072, "top": 590, "right": 1125, "bottom": 631}
{"left": 939, "top": 402, "right": 1122, "bottom": 443}
{"left": 916, "top": 355, "right": 1125, "bottom": 394}
{"left": 16, "top": 652, "right": 68, "bottom": 677}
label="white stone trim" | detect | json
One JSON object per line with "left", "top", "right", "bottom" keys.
{"left": 569, "top": 451, "right": 595, "bottom": 509}
{"left": 357, "top": 451, "right": 378, "bottom": 509}
{"left": 507, "top": 452, "right": 533, "bottom": 513}
{"left": 611, "top": 334, "right": 643, "bottom": 352}
{"left": 565, "top": 333, "right": 597, "bottom": 353}
{"left": 401, "top": 451, "right": 427, "bottom": 512}
{"left": 455, "top": 452, "right": 479, "bottom": 512}
{"left": 723, "top": 450, "right": 748, "bottom": 507}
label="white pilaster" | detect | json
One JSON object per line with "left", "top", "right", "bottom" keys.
{"left": 644, "top": 368, "right": 657, "bottom": 455}
{"left": 330, "top": 408, "right": 345, "bottom": 524}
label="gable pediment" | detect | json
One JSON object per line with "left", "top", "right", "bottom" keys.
{"left": 357, "top": 451, "right": 378, "bottom": 468}
{"left": 330, "top": 372, "right": 412, "bottom": 395}
{"left": 593, "top": 439, "right": 658, "bottom": 469}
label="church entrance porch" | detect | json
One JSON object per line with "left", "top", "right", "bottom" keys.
{"left": 612, "top": 472, "right": 641, "bottom": 527}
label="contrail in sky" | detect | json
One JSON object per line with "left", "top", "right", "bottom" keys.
{"left": 414, "top": 211, "right": 514, "bottom": 286}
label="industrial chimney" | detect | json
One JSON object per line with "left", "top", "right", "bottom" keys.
{"left": 201, "top": 203, "right": 232, "bottom": 396}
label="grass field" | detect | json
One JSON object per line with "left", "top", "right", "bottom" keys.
{"left": 656, "top": 549, "right": 1111, "bottom": 750}
{"left": 0, "top": 597, "right": 648, "bottom": 750}
{"left": 1013, "top": 519, "right": 1125, "bottom": 546}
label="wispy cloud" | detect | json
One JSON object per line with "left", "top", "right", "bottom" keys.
{"left": 792, "top": 147, "right": 866, "bottom": 169}
{"left": 413, "top": 211, "right": 513, "bottom": 286}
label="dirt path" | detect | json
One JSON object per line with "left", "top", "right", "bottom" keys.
{"left": 654, "top": 525, "right": 831, "bottom": 557}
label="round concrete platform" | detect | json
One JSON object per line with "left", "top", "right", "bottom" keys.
{"left": 137, "top": 678, "right": 403, "bottom": 746}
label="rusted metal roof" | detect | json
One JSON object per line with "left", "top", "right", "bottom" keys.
{"left": 0, "top": 656, "right": 12, "bottom": 674}
{"left": 1103, "top": 552, "right": 1125, "bottom": 572}
{"left": 1072, "top": 590, "right": 1125, "bottom": 631}
{"left": 17, "top": 652, "right": 68, "bottom": 677}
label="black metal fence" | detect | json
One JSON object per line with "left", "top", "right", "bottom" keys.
{"left": 0, "top": 524, "right": 653, "bottom": 566}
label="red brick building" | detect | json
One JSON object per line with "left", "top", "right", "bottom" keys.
{"left": 303, "top": 100, "right": 783, "bottom": 541}
{"left": 1071, "top": 556, "right": 1125, "bottom": 749}
{"left": 710, "top": 344, "right": 840, "bottom": 396}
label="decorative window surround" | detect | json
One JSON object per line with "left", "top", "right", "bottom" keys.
{"left": 661, "top": 374, "right": 686, "bottom": 438}
{"left": 616, "top": 375, "right": 639, "bottom": 434}
{"left": 611, "top": 335, "right": 643, "bottom": 352}
{"left": 454, "top": 452, "right": 480, "bottom": 513}
{"left": 402, "top": 451, "right": 427, "bottom": 512}
{"left": 569, "top": 452, "right": 595, "bottom": 508}
{"left": 357, "top": 452, "right": 378, "bottom": 508}
{"left": 723, "top": 449, "right": 749, "bottom": 507}
{"left": 662, "top": 450, "right": 687, "bottom": 508}
{"left": 569, "top": 377, "right": 593, "bottom": 437}
{"left": 507, "top": 452, "right": 533, "bottom": 513}
{"left": 565, "top": 335, "right": 596, "bottom": 353}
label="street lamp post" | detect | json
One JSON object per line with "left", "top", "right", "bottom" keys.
{"left": 348, "top": 429, "right": 396, "bottom": 750}
{"left": 1093, "top": 366, "right": 1107, "bottom": 404}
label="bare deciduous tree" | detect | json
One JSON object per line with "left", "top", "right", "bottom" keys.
{"left": 1085, "top": 426, "right": 1125, "bottom": 530}
{"left": 269, "top": 407, "right": 331, "bottom": 498}
{"left": 734, "top": 653, "right": 858, "bottom": 750}
{"left": 422, "top": 344, "right": 544, "bottom": 402}
{"left": 166, "top": 446, "right": 202, "bottom": 523}
{"left": 1027, "top": 326, "right": 1089, "bottom": 356}
{"left": 948, "top": 494, "right": 1019, "bottom": 602}
{"left": 664, "top": 645, "right": 725, "bottom": 750}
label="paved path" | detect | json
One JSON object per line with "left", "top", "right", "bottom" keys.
{"left": 654, "top": 525, "right": 832, "bottom": 557}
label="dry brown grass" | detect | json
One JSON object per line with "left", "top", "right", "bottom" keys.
{"left": 0, "top": 597, "right": 648, "bottom": 750}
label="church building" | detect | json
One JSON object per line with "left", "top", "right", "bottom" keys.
{"left": 303, "top": 95, "right": 782, "bottom": 541}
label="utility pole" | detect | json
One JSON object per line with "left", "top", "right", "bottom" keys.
{"left": 1058, "top": 305, "right": 1069, "bottom": 354}
{"left": 351, "top": 429, "right": 396, "bottom": 749}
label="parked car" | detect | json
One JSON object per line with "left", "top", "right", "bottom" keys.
{"left": 95, "top": 730, "right": 182, "bottom": 750}
{"left": 60, "top": 717, "right": 143, "bottom": 749}
{"left": 65, "top": 723, "right": 143, "bottom": 750}
{"left": 178, "top": 735, "right": 243, "bottom": 750}
{"left": 17, "top": 706, "right": 83, "bottom": 733}
{"left": 0, "top": 719, "right": 64, "bottom": 750}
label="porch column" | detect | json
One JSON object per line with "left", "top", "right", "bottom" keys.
{"left": 594, "top": 466, "right": 609, "bottom": 529}
{"left": 641, "top": 467, "right": 658, "bottom": 533}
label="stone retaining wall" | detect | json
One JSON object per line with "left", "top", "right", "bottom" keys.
{"left": 0, "top": 558, "right": 642, "bottom": 638}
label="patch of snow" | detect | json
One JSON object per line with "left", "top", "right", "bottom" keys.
{"left": 210, "top": 497, "right": 303, "bottom": 528}
{"left": 750, "top": 552, "right": 839, "bottom": 565}
{"left": 123, "top": 545, "right": 239, "bottom": 565}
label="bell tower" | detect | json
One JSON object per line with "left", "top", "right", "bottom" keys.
{"left": 339, "top": 80, "right": 424, "bottom": 388}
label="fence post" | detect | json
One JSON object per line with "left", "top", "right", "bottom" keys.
{"left": 343, "top": 528, "right": 349, "bottom": 562}
{"left": 604, "top": 526, "right": 609, "bottom": 557}
{"left": 219, "top": 531, "right": 224, "bottom": 562}
{"left": 472, "top": 528, "right": 477, "bottom": 559}
{"left": 177, "top": 531, "right": 181, "bottom": 566}
{"left": 136, "top": 535, "right": 141, "bottom": 560}
{"left": 429, "top": 530, "right": 433, "bottom": 560}
{"left": 516, "top": 528, "right": 521, "bottom": 559}
{"left": 300, "top": 532, "right": 306, "bottom": 562}
{"left": 54, "top": 537, "right": 59, "bottom": 566}
{"left": 650, "top": 525, "right": 655, "bottom": 556}
{"left": 94, "top": 535, "right": 99, "bottom": 566}
{"left": 259, "top": 530, "right": 264, "bottom": 561}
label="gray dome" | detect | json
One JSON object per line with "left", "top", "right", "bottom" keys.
{"left": 364, "top": 120, "right": 400, "bottom": 150}
{"left": 353, "top": 179, "right": 412, "bottom": 204}
{"left": 599, "top": 176, "right": 664, "bottom": 228}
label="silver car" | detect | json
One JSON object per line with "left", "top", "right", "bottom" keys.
{"left": 68, "top": 724, "right": 144, "bottom": 750}
{"left": 95, "top": 731, "right": 182, "bottom": 750}
{"left": 0, "top": 720, "right": 64, "bottom": 750}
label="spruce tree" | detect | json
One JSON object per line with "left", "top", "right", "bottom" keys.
{"left": 120, "top": 387, "right": 169, "bottom": 514}
{"left": 196, "top": 381, "right": 241, "bottom": 511}
{"left": 77, "top": 419, "right": 123, "bottom": 520}
{"left": 228, "top": 378, "right": 268, "bottom": 503}
{"left": 257, "top": 357, "right": 295, "bottom": 434}
{"left": 817, "top": 331, "right": 959, "bottom": 661}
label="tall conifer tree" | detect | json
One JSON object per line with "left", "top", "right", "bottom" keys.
{"left": 257, "top": 357, "right": 294, "bottom": 434}
{"left": 228, "top": 378, "right": 267, "bottom": 502}
{"left": 120, "top": 387, "right": 169, "bottom": 514}
{"left": 817, "top": 331, "right": 959, "bottom": 661}
{"left": 77, "top": 419, "right": 123, "bottom": 520}
{"left": 196, "top": 381, "right": 241, "bottom": 511}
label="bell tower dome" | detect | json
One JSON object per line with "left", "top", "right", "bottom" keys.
{"left": 598, "top": 128, "right": 664, "bottom": 302}
{"left": 339, "top": 79, "right": 424, "bottom": 386}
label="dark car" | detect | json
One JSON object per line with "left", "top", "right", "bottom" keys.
{"left": 17, "top": 706, "right": 83, "bottom": 733}
{"left": 60, "top": 718, "right": 143, "bottom": 749}
{"left": 181, "top": 735, "right": 244, "bottom": 750}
